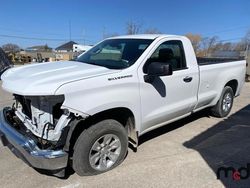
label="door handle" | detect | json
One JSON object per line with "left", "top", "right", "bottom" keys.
{"left": 183, "top": 76, "right": 193, "bottom": 83}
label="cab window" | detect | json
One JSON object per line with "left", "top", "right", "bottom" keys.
{"left": 145, "top": 40, "right": 187, "bottom": 72}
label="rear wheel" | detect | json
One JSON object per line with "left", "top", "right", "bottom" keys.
{"left": 211, "top": 86, "right": 234, "bottom": 118}
{"left": 72, "top": 119, "right": 128, "bottom": 176}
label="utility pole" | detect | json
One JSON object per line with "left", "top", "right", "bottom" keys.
{"left": 245, "top": 43, "right": 249, "bottom": 82}
{"left": 102, "top": 26, "right": 106, "bottom": 39}
{"left": 69, "top": 20, "right": 72, "bottom": 41}
{"left": 82, "top": 28, "right": 86, "bottom": 45}
{"left": 245, "top": 43, "right": 249, "bottom": 60}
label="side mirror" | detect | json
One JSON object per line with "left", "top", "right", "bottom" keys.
{"left": 144, "top": 62, "right": 173, "bottom": 83}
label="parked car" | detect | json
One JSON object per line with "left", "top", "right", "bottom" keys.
{"left": 246, "top": 58, "right": 250, "bottom": 81}
{"left": 0, "top": 48, "right": 13, "bottom": 79}
{"left": 0, "top": 34, "right": 246, "bottom": 177}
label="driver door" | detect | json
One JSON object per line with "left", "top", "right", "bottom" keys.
{"left": 138, "top": 39, "right": 199, "bottom": 133}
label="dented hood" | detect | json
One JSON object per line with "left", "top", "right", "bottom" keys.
{"left": 1, "top": 61, "right": 117, "bottom": 95}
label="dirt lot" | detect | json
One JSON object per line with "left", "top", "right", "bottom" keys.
{"left": 0, "top": 81, "right": 250, "bottom": 188}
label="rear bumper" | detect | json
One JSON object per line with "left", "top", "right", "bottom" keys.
{"left": 0, "top": 107, "right": 68, "bottom": 170}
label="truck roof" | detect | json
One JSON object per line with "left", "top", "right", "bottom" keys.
{"left": 109, "top": 34, "right": 184, "bottom": 40}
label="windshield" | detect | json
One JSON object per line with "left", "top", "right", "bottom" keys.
{"left": 76, "top": 39, "right": 153, "bottom": 69}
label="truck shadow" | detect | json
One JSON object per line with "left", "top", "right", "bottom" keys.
{"left": 151, "top": 77, "right": 166, "bottom": 97}
{"left": 183, "top": 104, "right": 250, "bottom": 187}
{"left": 139, "top": 104, "right": 250, "bottom": 186}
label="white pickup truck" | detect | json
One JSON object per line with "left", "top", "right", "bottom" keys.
{"left": 0, "top": 34, "right": 246, "bottom": 177}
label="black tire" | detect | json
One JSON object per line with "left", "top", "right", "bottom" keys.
{"left": 72, "top": 119, "right": 128, "bottom": 176}
{"left": 211, "top": 86, "right": 234, "bottom": 118}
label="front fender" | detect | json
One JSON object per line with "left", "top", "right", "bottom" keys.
{"left": 55, "top": 72, "right": 141, "bottom": 134}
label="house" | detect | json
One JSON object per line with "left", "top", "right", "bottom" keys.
{"left": 55, "top": 41, "right": 77, "bottom": 52}
{"left": 26, "top": 45, "right": 52, "bottom": 52}
{"left": 54, "top": 41, "right": 79, "bottom": 61}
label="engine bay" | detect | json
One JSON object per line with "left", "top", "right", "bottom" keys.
{"left": 9, "top": 94, "right": 72, "bottom": 148}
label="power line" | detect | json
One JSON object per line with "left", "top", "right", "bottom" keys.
{"left": 0, "top": 26, "right": 67, "bottom": 37}
{"left": 0, "top": 34, "right": 95, "bottom": 43}
{"left": 204, "top": 25, "right": 250, "bottom": 36}
{"left": 0, "top": 34, "right": 67, "bottom": 41}
{"left": 69, "top": 20, "right": 72, "bottom": 41}
{"left": 218, "top": 37, "right": 244, "bottom": 42}
{"left": 0, "top": 26, "right": 96, "bottom": 39}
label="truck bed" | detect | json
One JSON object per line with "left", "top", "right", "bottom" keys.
{"left": 194, "top": 59, "right": 246, "bottom": 111}
{"left": 197, "top": 57, "right": 244, "bottom": 66}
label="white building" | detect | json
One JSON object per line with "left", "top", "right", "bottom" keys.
{"left": 73, "top": 44, "right": 93, "bottom": 53}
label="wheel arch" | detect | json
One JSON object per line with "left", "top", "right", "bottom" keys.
{"left": 64, "top": 107, "right": 138, "bottom": 156}
{"left": 209, "top": 78, "right": 239, "bottom": 108}
{"left": 225, "top": 79, "right": 238, "bottom": 96}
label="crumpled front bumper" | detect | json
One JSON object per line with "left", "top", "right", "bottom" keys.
{"left": 0, "top": 107, "right": 68, "bottom": 171}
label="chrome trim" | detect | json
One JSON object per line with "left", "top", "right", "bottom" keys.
{"left": 222, "top": 93, "right": 232, "bottom": 112}
{"left": 0, "top": 108, "right": 68, "bottom": 170}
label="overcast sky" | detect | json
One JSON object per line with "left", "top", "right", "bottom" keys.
{"left": 0, "top": 0, "right": 249, "bottom": 48}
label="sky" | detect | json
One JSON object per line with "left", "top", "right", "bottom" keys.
{"left": 0, "top": 0, "right": 250, "bottom": 49}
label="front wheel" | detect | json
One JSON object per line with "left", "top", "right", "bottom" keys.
{"left": 211, "top": 86, "right": 234, "bottom": 118}
{"left": 72, "top": 119, "right": 128, "bottom": 176}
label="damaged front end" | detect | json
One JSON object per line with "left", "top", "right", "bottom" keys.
{"left": 13, "top": 95, "right": 72, "bottom": 147}
{"left": 0, "top": 95, "right": 73, "bottom": 176}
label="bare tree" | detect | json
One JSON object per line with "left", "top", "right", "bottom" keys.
{"left": 243, "top": 30, "right": 250, "bottom": 43}
{"left": 103, "top": 33, "right": 119, "bottom": 39}
{"left": 2, "top": 43, "right": 20, "bottom": 53}
{"left": 44, "top": 44, "right": 52, "bottom": 52}
{"left": 207, "top": 36, "right": 219, "bottom": 55}
{"left": 207, "top": 36, "right": 219, "bottom": 53}
{"left": 238, "top": 30, "right": 250, "bottom": 51}
{"left": 199, "top": 37, "right": 210, "bottom": 56}
{"left": 221, "top": 42, "right": 233, "bottom": 51}
{"left": 126, "top": 21, "right": 142, "bottom": 35}
{"left": 185, "top": 33, "right": 201, "bottom": 53}
{"left": 144, "top": 28, "right": 161, "bottom": 34}
{"left": 234, "top": 42, "right": 246, "bottom": 51}
{"left": 198, "top": 36, "right": 219, "bottom": 56}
